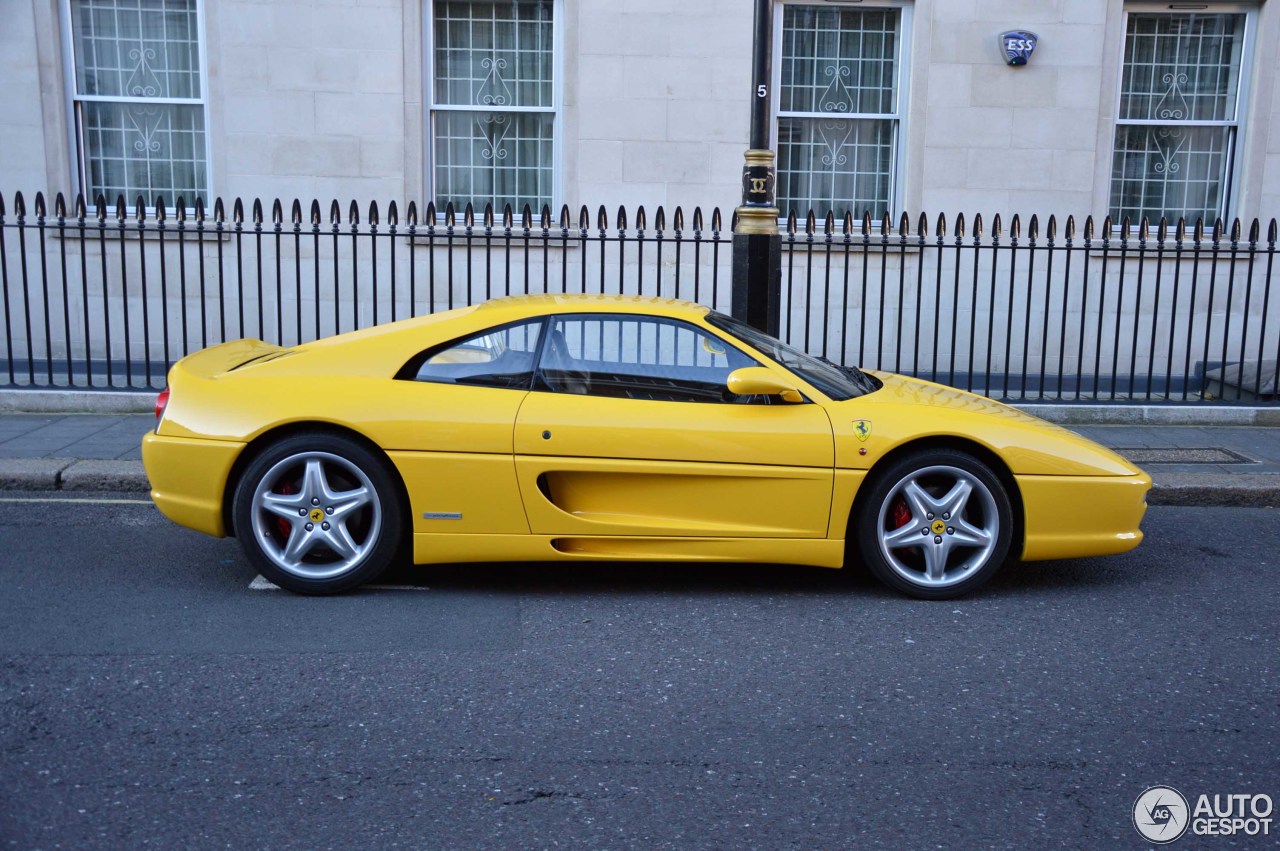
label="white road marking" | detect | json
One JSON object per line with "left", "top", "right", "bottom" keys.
{"left": 248, "top": 575, "right": 429, "bottom": 592}
{"left": 0, "top": 496, "right": 153, "bottom": 505}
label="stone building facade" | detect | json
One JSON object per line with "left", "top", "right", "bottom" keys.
{"left": 4, "top": 0, "right": 1280, "bottom": 226}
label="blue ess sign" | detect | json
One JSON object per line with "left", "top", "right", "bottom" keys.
{"left": 999, "top": 31, "right": 1038, "bottom": 66}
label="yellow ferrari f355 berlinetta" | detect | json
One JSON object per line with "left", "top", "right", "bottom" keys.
{"left": 142, "top": 294, "right": 1150, "bottom": 599}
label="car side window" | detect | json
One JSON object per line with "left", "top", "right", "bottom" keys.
{"left": 537, "top": 315, "right": 759, "bottom": 403}
{"left": 408, "top": 319, "right": 543, "bottom": 389}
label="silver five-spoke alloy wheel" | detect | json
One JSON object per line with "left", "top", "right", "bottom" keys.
{"left": 233, "top": 433, "right": 404, "bottom": 594}
{"left": 876, "top": 464, "right": 999, "bottom": 589}
{"left": 856, "top": 449, "right": 1013, "bottom": 599}
{"left": 249, "top": 451, "right": 382, "bottom": 580}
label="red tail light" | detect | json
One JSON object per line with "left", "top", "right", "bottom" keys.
{"left": 155, "top": 386, "right": 170, "bottom": 420}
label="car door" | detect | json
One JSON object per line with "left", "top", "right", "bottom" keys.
{"left": 513, "top": 313, "right": 835, "bottom": 538}
{"left": 385, "top": 318, "right": 543, "bottom": 536}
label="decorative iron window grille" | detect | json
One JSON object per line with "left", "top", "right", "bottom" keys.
{"left": 1110, "top": 11, "right": 1247, "bottom": 225}
{"left": 775, "top": 4, "right": 904, "bottom": 222}
{"left": 68, "top": 0, "right": 208, "bottom": 206}
{"left": 429, "top": 0, "right": 556, "bottom": 216}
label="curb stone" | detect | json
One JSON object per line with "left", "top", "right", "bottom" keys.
{"left": 59, "top": 460, "right": 151, "bottom": 492}
{"left": 0, "top": 389, "right": 154, "bottom": 414}
{"left": 0, "top": 459, "right": 149, "bottom": 492}
{"left": 0, "top": 459, "right": 74, "bottom": 491}
{"left": 1147, "top": 473, "right": 1280, "bottom": 508}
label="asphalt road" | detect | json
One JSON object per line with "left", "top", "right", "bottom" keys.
{"left": 0, "top": 497, "right": 1276, "bottom": 849}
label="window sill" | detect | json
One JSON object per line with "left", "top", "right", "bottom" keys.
{"left": 48, "top": 225, "right": 232, "bottom": 242}
{"left": 406, "top": 230, "right": 585, "bottom": 250}
{"left": 1085, "top": 240, "right": 1259, "bottom": 258}
{"left": 782, "top": 234, "right": 927, "bottom": 254}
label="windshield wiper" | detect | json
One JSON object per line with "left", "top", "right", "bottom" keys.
{"left": 817, "top": 355, "right": 879, "bottom": 395}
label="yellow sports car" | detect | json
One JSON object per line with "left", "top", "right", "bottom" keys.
{"left": 142, "top": 294, "right": 1150, "bottom": 599}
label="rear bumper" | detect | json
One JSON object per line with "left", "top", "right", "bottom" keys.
{"left": 141, "top": 431, "right": 244, "bottom": 537}
{"left": 1018, "top": 472, "right": 1151, "bottom": 561}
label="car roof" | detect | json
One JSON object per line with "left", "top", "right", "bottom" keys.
{"left": 294, "top": 292, "right": 718, "bottom": 361}
{"left": 474, "top": 293, "right": 712, "bottom": 321}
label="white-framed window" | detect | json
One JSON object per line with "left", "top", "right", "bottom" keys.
{"left": 773, "top": 2, "right": 909, "bottom": 221}
{"left": 426, "top": 0, "right": 560, "bottom": 215}
{"left": 65, "top": 0, "right": 209, "bottom": 206}
{"left": 1109, "top": 7, "right": 1252, "bottom": 225}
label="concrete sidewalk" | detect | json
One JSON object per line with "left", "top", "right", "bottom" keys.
{"left": 0, "top": 413, "right": 151, "bottom": 492}
{"left": 0, "top": 410, "right": 1277, "bottom": 506}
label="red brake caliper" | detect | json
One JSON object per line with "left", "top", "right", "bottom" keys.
{"left": 890, "top": 497, "right": 911, "bottom": 530}
{"left": 275, "top": 480, "right": 295, "bottom": 539}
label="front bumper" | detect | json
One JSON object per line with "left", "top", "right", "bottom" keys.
{"left": 141, "top": 431, "right": 245, "bottom": 537}
{"left": 1018, "top": 472, "right": 1151, "bottom": 561}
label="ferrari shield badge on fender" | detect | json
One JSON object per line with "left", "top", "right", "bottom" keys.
{"left": 853, "top": 419, "right": 873, "bottom": 442}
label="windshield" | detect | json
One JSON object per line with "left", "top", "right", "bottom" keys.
{"left": 706, "top": 312, "right": 880, "bottom": 402}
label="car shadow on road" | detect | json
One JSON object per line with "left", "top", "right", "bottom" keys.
{"left": 378, "top": 559, "right": 888, "bottom": 597}
{"left": 370, "top": 554, "right": 1140, "bottom": 599}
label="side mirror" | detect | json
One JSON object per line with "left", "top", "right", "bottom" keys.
{"left": 727, "top": 366, "right": 804, "bottom": 403}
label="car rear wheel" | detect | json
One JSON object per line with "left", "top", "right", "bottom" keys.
{"left": 232, "top": 434, "right": 403, "bottom": 594}
{"left": 855, "top": 449, "right": 1013, "bottom": 600}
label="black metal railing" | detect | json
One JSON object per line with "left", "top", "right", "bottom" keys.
{"left": 1, "top": 191, "right": 1277, "bottom": 404}
{"left": 779, "top": 210, "right": 1279, "bottom": 402}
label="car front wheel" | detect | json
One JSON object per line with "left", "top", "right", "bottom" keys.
{"left": 232, "top": 433, "right": 403, "bottom": 594}
{"left": 856, "top": 449, "right": 1014, "bottom": 600}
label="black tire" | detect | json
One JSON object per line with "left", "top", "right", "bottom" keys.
{"left": 232, "top": 433, "right": 404, "bottom": 595}
{"left": 854, "top": 448, "right": 1014, "bottom": 600}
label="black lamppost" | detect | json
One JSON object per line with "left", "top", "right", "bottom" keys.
{"left": 731, "top": 0, "right": 781, "bottom": 336}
